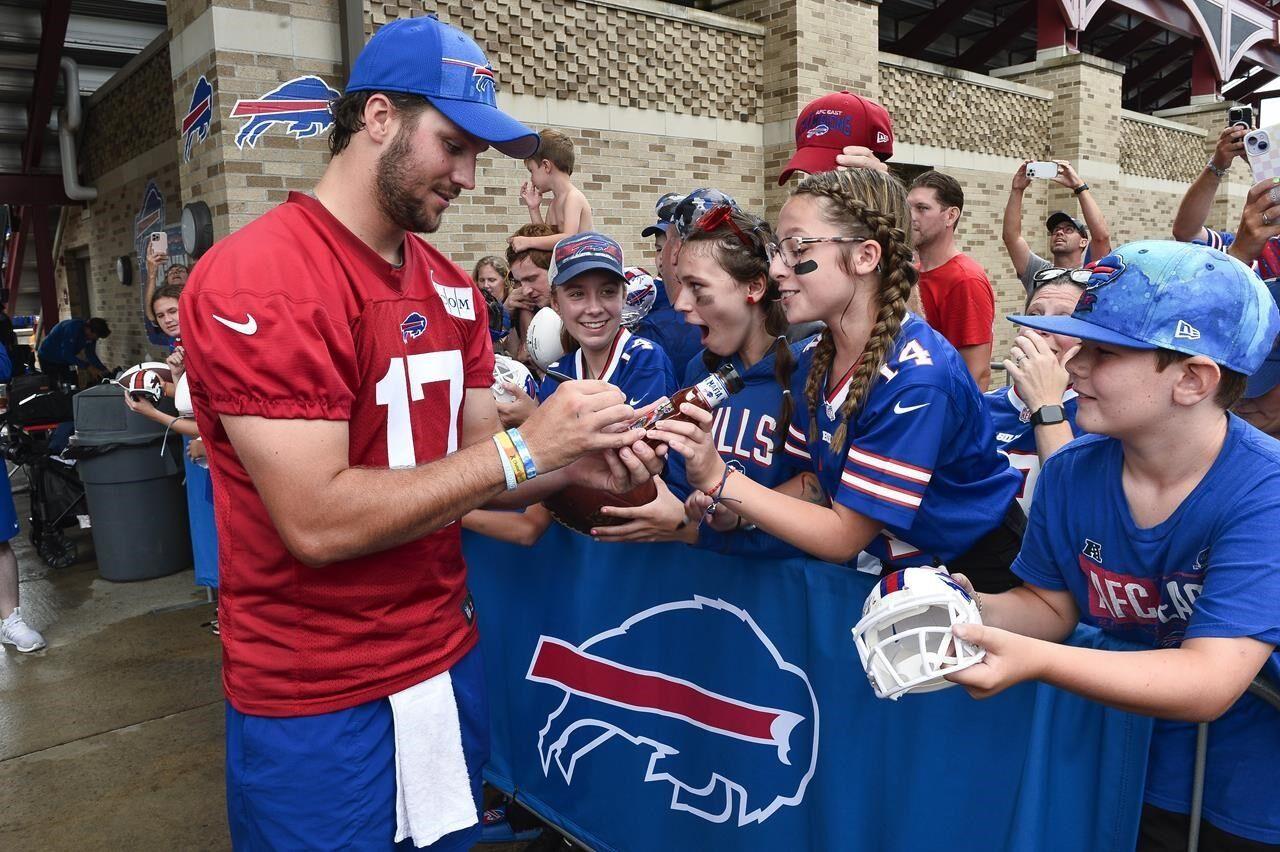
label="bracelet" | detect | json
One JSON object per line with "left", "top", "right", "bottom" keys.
{"left": 493, "top": 430, "right": 526, "bottom": 485}
{"left": 1205, "top": 160, "right": 1229, "bottom": 179}
{"left": 1072, "top": 183, "right": 1089, "bottom": 195}
{"left": 492, "top": 434, "right": 518, "bottom": 491}
{"left": 505, "top": 428, "right": 537, "bottom": 481}
{"left": 706, "top": 465, "right": 737, "bottom": 500}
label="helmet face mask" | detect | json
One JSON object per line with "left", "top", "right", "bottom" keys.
{"left": 851, "top": 568, "right": 985, "bottom": 701}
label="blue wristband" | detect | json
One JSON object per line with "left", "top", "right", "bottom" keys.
{"left": 506, "top": 428, "right": 537, "bottom": 481}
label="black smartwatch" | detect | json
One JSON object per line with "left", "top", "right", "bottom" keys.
{"left": 1030, "top": 404, "right": 1066, "bottom": 426}
{"left": 1073, "top": 183, "right": 1090, "bottom": 195}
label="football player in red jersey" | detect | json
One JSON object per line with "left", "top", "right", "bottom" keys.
{"left": 181, "top": 17, "right": 658, "bottom": 850}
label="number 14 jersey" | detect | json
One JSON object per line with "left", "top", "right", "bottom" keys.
{"left": 183, "top": 192, "right": 494, "bottom": 717}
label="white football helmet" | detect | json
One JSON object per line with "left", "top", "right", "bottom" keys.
{"left": 526, "top": 306, "right": 566, "bottom": 372}
{"left": 492, "top": 354, "right": 534, "bottom": 403}
{"left": 852, "top": 567, "right": 985, "bottom": 701}
{"left": 622, "top": 266, "right": 658, "bottom": 328}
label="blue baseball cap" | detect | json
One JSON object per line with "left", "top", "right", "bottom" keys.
{"left": 346, "top": 17, "right": 538, "bottom": 158}
{"left": 641, "top": 192, "right": 685, "bottom": 239}
{"left": 1011, "top": 240, "right": 1280, "bottom": 376}
{"left": 548, "top": 232, "right": 626, "bottom": 287}
{"left": 1245, "top": 279, "right": 1280, "bottom": 398}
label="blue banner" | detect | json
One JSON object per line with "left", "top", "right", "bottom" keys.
{"left": 465, "top": 526, "right": 1152, "bottom": 851}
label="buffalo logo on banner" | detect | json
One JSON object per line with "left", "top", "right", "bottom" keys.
{"left": 182, "top": 75, "right": 213, "bottom": 162}
{"left": 526, "top": 597, "right": 819, "bottom": 826}
{"left": 229, "top": 75, "right": 340, "bottom": 150}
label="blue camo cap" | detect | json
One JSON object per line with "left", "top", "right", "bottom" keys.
{"left": 345, "top": 16, "right": 538, "bottom": 159}
{"left": 1011, "top": 240, "right": 1280, "bottom": 376}
{"left": 1245, "top": 279, "right": 1280, "bottom": 398}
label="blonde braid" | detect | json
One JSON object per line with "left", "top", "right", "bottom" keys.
{"left": 792, "top": 169, "right": 917, "bottom": 452}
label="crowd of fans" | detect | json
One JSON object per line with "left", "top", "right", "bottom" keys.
{"left": 5, "top": 18, "right": 1280, "bottom": 848}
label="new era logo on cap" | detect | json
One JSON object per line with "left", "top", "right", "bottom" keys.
{"left": 778, "top": 91, "right": 894, "bottom": 185}
{"left": 1174, "top": 320, "right": 1201, "bottom": 340}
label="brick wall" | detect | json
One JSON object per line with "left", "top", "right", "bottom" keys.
{"left": 1119, "top": 115, "right": 1205, "bottom": 183}
{"left": 56, "top": 143, "right": 186, "bottom": 367}
{"left": 82, "top": 43, "right": 175, "bottom": 181}
{"left": 369, "top": 0, "right": 765, "bottom": 123}
{"left": 880, "top": 62, "right": 1052, "bottom": 160}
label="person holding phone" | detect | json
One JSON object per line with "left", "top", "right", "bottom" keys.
{"left": 1002, "top": 159, "right": 1112, "bottom": 294}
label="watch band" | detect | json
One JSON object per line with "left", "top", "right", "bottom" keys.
{"left": 1205, "top": 160, "right": 1229, "bottom": 179}
{"left": 1072, "top": 183, "right": 1090, "bottom": 195}
{"left": 1030, "top": 404, "right": 1067, "bottom": 427}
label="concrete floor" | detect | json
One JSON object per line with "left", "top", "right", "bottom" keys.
{"left": 0, "top": 493, "right": 539, "bottom": 851}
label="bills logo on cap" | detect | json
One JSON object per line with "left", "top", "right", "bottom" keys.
{"left": 400, "top": 312, "right": 428, "bottom": 342}
{"left": 805, "top": 124, "right": 829, "bottom": 139}
{"left": 182, "top": 76, "right": 213, "bottom": 162}
{"left": 229, "top": 75, "right": 341, "bottom": 150}
{"left": 1075, "top": 257, "right": 1126, "bottom": 314}
{"left": 555, "top": 233, "right": 623, "bottom": 266}
{"left": 442, "top": 57, "right": 496, "bottom": 93}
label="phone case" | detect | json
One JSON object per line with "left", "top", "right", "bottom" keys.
{"left": 1246, "top": 125, "right": 1280, "bottom": 184}
{"left": 1026, "top": 162, "right": 1058, "bottom": 179}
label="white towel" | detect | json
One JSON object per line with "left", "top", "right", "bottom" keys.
{"left": 388, "top": 670, "right": 478, "bottom": 847}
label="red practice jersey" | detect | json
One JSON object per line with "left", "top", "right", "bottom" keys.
{"left": 182, "top": 192, "right": 494, "bottom": 716}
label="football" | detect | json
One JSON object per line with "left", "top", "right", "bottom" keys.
{"left": 543, "top": 480, "right": 659, "bottom": 536}
{"left": 526, "top": 306, "right": 566, "bottom": 371}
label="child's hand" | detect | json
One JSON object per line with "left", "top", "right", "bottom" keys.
{"left": 509, "top": 236, "right": 530, "bottom": 253}
{"left": 945, "top": 623, "right": 1046, "bottom": 699}
{"left": 646, "top": 404, "right": 725, "bottom": 494}
{"left": 496, "top": 381, "right": 538, "bottom": 428}
{"left": 519, "top": 181, "right": 543, "bottom": 210}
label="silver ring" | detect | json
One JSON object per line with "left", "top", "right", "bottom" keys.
{"left": 1269, "top": 186, "right": 1280, "bottom": 207}
{"left": 1265, "top": 212, "right": 1273, "bottom": 227}
{"left": 1014, "top": 355, "right": 1026, "bottom": 366}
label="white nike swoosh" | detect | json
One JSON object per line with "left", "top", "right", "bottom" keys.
{"left": 212, "top": 314, "right": 257, "bottom": 335}
{"left": 893, "top": 401, "right": 930, "bottom": 415}
{"left": 628, "top": 397, "right": 643, "bottom": 406}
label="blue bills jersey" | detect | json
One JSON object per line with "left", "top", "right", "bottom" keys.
{"left": 537, "top": 327, "right": 677, "bottom": 406}
{"left": 666, "top": 341, "right": 810, "bottom": 559}
{"left": 782, "top": 315, "right": 1020, "bottom": 568}
{"left": 632, "top": 279, "right": 704, "bottom": 378}
{"left": 982, "top": 385, "right": 1081, "bottom": 514}
{"left": 1013, "top": 415, "right": 1280, "bottom": 844}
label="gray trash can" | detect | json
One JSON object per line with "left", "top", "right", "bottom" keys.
{"left": 69, "top": 384, "right": 191, "bottom": 582}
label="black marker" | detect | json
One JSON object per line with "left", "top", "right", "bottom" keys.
{"left": 545, "top": 369, "right": 574, "bottom": 383}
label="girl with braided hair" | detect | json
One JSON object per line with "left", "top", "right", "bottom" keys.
{"left": 594, "top": 205, "right": 807, "bottom": 552}
{"left": 650, "top": 169, "right": 1025, "bottom": 591}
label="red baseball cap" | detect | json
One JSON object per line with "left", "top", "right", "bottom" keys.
{"left": 777, "top": 92, "right": 894, "bottom": 186}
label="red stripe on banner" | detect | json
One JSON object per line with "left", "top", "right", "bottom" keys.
{"left": 528, "top": 637, "right": 785, "bottom": 742}
{"left": 229, "top": 99, "right": 331, "bottom": 117}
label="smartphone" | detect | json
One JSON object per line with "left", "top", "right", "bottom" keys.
{"left": 1229, "top": 105, "right": 1255, "bottom": 130}
{"left": 1245, "top": 125, "right": 1280, "bottom": 184}
{"left": 1025, "top": 161, "right": 1059, "bottom": 179}
{"left": 148, "top": 231, "right": 168, "bottom": 260}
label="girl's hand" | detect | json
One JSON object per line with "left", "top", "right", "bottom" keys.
{"left": 496, "top": 382, "right": 538, "bottom": 428}
{"left": 645, "top": 403, "right": 725, "bottom": 493}
{"left": 187, "top": 437, "right": 207, "bottom": 462}
{"left": 684, "top": 490, "right": 739, "bottom": 532}
{"left": 1005, "top": 333, "right": 1078, "bottom": 411}
{"left": 122, "top": 393, "right": 156, "bottom": 417}
{"left": 166, "top": 347, "right": 186, "bottom": 381}
{"left": 593, "top": 476, "right": 689, "bottom": 542}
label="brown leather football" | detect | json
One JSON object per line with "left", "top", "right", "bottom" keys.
{"left": 543, "top": 480, "right": 659, "bottom": 536}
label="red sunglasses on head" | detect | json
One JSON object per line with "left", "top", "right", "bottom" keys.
{"left": 693, "top": 203, "right": 753, "bottom": 248}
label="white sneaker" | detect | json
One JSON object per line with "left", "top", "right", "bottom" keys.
{"left": 1, "top": 607, "right": 47, "bottom": 652}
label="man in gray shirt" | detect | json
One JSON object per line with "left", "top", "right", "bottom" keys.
{"left": 1002, "top": 159, "right": 1113, "bottom": 294}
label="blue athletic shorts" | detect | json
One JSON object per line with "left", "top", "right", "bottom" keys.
{"left": 225, "top": 643, "right": 488, "bottom": 851}
{"left": 0, "top": 465, "right": 20, "bottom": 543}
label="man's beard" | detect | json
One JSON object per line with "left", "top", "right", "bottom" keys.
{"left": 375, "top": 128, "right": 442, "bottom": 235}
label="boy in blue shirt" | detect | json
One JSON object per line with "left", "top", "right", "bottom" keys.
{"left": 949, "top": 241, "right": 1280, "bottom": 848}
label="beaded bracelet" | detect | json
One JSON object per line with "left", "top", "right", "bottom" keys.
{"left": 506, "top": 428, "right": 537, "bottom": 481}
